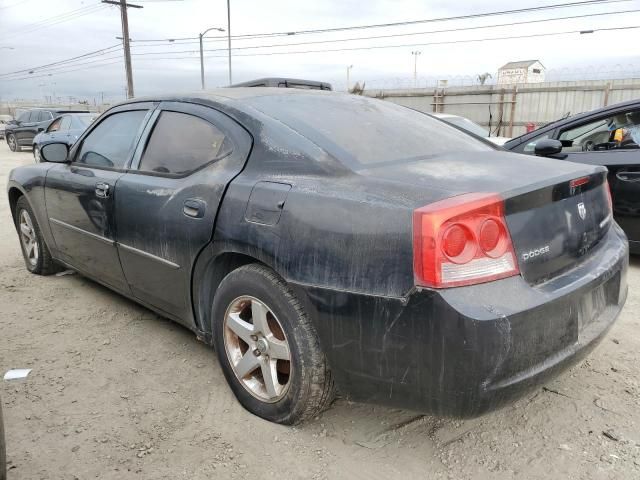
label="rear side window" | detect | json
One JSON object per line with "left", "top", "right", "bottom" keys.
{"left": 247, "top": 94, "right": 492, "bottom": 168}
{"left": 76, "top": 110, "right": 147, "bottom": 169}
{"left": 139, "top": 111, "right": 231, "bottom": 175}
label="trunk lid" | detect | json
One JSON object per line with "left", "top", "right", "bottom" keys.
{"left": 504, "top": 171, "right": 612, "bottom": 284}
{"left": 357, "top": 151, "right": 612, "bottom": 285}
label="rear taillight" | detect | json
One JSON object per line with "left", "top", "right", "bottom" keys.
{"left": 413, "top": 193, "right": 519, "bottom": 288}
{"left": 605, "top": 178, "right": 613, "bottom": 213}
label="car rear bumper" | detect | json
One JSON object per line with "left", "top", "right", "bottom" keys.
{"left": 293, "top": 224, "right": 628, "bottom": 416}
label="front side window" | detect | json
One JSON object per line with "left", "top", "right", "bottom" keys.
{"left": 60, "top": 116, "right": 72, "bottom": 131}
{"left": 17, "top": 112, "right": 30, "bottom": 123}
{"left": 509, "top": 133, "right": 551, "bottom": 154}
{"left": 558, "top": 110, "right": 640, "bottom": 152}
{"left": 139, "top": 111, "right": 231, "bottom": 175}
{"left": 47, "top": 118, "right": 63, "bottom": 132}
{"left": 76, "top": 110, "right": 147, "bottom": 169}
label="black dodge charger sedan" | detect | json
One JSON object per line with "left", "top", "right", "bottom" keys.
{"left": 7, "top": 89, "right": 628, "bottom": 424}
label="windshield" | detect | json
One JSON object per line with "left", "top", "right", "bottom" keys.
{"left": 442, "top": 116, "right": 489, "bottom": 138}
{"left": 247, "top": 93, "right": 492, "bottom": 168}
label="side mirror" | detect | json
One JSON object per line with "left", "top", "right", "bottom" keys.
{"left": 40, "top": 143, "right": 69, "bottom": 163}
{"left": 534, "top": 138, "right": 563, "bottom": 157}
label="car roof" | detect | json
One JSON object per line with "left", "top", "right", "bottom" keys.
{"left": 507, "top": 98, "right": 640, "bottom": 146}
{"left": 229, "top": 77, "right": 333, "bottom": 90}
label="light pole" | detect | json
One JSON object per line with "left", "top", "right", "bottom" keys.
{"left": 226, "top": 0, "right": 232, "bottom": 85}
{"left": 199, "top": 26, "right": 225, "bottom": 90}
{"left": 411, "top": 51, "right": 422, "bottom": 87}
{"left": 346, "top": 65, "right": 353, "bottom": 91}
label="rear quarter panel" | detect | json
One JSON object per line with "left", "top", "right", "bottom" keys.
{"left": 7, "top": 163, "right": 57, "bottom": 249}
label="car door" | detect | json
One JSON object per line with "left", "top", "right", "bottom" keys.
{"left": 15, "top": 110, "right": 37, "bottom": 145}
{"left": 45, "top": 104, "right": 154, "bottom": 291}
{"left": 40, "top": 116, "right": 63, "bottom": 146}
{"left": 52, "top": 115, "right": 73, "bottom": 145}
{"left": 553, "top": 107, "right": 640, "bottom": 242}
{"left": 114, "top": 101, "right": 252, "bottom": 323}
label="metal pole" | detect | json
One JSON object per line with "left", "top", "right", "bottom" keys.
{"left": 346, "top": 65, "right": 353, "bottom": 91}
{"left": 120, "top": 0, "right": 134, "bottom": 98}
{"left": 199, "top": 33, "right": 205, "bottom": 90}
{"left": 227, "top": 0, "right": 232, "bottom": 85}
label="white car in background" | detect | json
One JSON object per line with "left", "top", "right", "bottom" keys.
{"left": 433, "top": 113, "right": 510, "bottom": 146}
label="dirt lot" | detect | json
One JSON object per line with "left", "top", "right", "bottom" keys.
{"left": 1, "top": 142, "right": 639, "bottom": 479}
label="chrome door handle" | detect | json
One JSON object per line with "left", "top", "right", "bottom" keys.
{"left": 95, "top": 182, "right": 110, "bottom": 198}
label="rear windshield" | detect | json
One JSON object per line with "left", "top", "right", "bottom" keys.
{"left": 247, "top": 94, "right": 492, "bottom": 167}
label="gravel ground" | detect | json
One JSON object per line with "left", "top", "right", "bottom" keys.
{"left": 1, "top": 142, "right": 639, "bottom": 479}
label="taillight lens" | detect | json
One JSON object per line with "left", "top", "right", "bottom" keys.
{"left": 413, "top": 193, "right": 520, "bottom": 288}
{"left": 605, "top": 178, "right": 613, "bottom": 213}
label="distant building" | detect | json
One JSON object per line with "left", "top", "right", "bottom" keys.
{"left": 497, "top": 60, "right": 545, "bottom": 85}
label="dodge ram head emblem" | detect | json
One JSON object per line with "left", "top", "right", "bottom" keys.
{"left": 578, "top": 202, "right": 587, "bottom": 220}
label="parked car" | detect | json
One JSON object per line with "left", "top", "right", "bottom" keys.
{"left": 230, "top": 77, "right": 332, "bottom": 90}
{"left": 7, "top": 90, "right": 627, "bottom": 425}
{"left": 0, "top": 115, "right": 13, "bottom": 140}
{"left": 504, "top": 99, "right": 640, "bottom": 252}
{"left": 433, "top": 113, "right": 511, "bottom": 145}
{"left": 4, "top": 108, "right": 87, "bottom": 152}
{"left": 33, "top": 113, "right": 97, "bottom": 162}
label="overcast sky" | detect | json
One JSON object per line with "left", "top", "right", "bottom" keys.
{"left": 1, "top": 0, "right": 639, "bottom": 103}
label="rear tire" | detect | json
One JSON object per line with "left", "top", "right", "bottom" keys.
{"left": 212, "top": 264, "right": 335, "bottom": 425}
{"left": 7, "top": 134, "right": 17, "bottom": 152}
{"left": 15, "top": 196, "right": 61, "bottom": 275}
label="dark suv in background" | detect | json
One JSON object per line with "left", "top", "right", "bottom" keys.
{"left": 5, "top": 108, "right": 87, "bottom": 152}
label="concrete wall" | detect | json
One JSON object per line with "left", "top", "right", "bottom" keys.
{"left": 366, "top": 78, "right": 640, "bottom": 138}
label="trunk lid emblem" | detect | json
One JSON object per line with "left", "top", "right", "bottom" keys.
{"left": 578, "top": 202, "right": 587, "bottom": 220}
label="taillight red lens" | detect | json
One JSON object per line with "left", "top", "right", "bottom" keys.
{"left": 605, "top": 178, "right": 613, "bottom": 212}
{"left": 442, "top": 224, "right": 469, "bottom": 258}
{"left": 479, "top": 219, "right": 501, "bottom": 253}
{"left": 413, "top": 193, "right": 520, "bottom": 288}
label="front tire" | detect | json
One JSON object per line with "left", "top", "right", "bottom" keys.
{"left": 7, "top": 134, "right": 17, "bottom": 152}
{"left": 33, "top": 145, "right": 41, "bottom": 162}
{"left": 212, "top": 264, "right": 335, "bottom": 424}
{"left": 15, "top": 196, "right": 60, "bottom": 275}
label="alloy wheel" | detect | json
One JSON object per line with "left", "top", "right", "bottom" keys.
{"left": 19, "top": 210, "right": 39, "bottom": 266}
{"left": 223, "top": 296, "right": 292, "bottom": 402}
{"left": 34, "top": 147, "right": 41, "bottom": 162}
{"left": 7, "top": 135, "right": 16, "bottom": 151}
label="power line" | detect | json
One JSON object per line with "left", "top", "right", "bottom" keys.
{"left": 197, "top": 24, "right": 640, "bottom": 58}
{"left": 128, "top": 0, "right": 631, "bottom": 43}
{"left": 125, "top": 8, "right": 640, "bottom": 55}
{"left": 0, "top": 44, "right": 121, "bottom": 77}
{"left": 0, "top": 4, "right": 109, "bottom": 41}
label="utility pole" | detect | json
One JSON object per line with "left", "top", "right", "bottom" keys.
{"left": 199, "top": 26, "right": 225, "bottom": 90}
{"left": 226, "top": 0, "right": 232, "bottom": 85}
{"left": 411, "top": 51, "right": 422, "bottom": 87}
{"left": 102, "top": 0, "right": 142, "bottom": 99}
{"left": 346, "top": 65, "right": 353, "bottom": 91}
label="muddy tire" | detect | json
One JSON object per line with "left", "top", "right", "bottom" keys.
{"left": 212, "top": 264, "right": 335, "bottom": 425}
{"left": 15, "top": 196, "right": 61, "bottom": 275}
